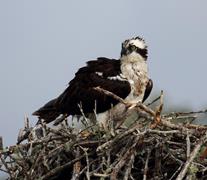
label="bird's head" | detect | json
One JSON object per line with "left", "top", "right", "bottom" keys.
{"left": 121, "top": 36, "right": 148, "bottom": 61}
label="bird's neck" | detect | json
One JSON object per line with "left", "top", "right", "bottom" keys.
{"left": 120, "top": 53, "right": 149, "bottom": 103}
{"left": 120, "top": 53, "right": 148, "bottom": 82}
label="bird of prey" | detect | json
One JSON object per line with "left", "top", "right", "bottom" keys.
{"left": 33, "top": 36, "right": 153, "bottom": 127}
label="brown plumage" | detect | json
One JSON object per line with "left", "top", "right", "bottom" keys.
{"left": 33, "top": 37, "right": 153, "bottom": 124}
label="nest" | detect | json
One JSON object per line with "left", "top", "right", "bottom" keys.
{"left": 1, "top": 91, "right": 207, "bottom": 180}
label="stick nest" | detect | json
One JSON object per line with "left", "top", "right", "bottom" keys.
{"left": 1, "top": 92, "right": 207, "bottom": 180}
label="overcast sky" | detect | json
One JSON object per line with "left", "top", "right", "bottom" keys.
{"left": 0, "top": 1, "right": 207, "bottom": 149}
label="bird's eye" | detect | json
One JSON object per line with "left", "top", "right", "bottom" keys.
{"left": 128, "top": 44, "right": 136, "bottom": 51}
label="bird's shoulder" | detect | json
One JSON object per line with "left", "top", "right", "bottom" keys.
{"left": 68, "top": 57, "right": 123, "bottom": 86}
{"left": 66, "top": 57, "right": 130, "bottom": 98}
{"left": 75, "top": 57, "right": 121, "bottom": 77}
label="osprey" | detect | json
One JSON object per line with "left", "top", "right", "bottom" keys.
{"left": 33, "top": 36, "right": 153, "bottom": 127}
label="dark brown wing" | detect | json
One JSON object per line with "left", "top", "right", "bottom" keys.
{"left": 33, "top": 98, "right": 60, "bottom": 121}
{"left": 33, "top": 57, "right": 131, "bottom": 123}
{"left": 142, "top": 79, "right": 153, "bottom": 102}
{"left": 56, "top": 57, "right": 131, "bottom": 115}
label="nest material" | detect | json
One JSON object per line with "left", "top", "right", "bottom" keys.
{"left": 1, "top": 92, "right": 207, "bottom": 180}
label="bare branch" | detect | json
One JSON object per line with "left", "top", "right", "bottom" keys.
{"left": 176, "top": 132, "right": 207, "bottom": 180}
{"left": 1, "top": 87, "right": 207, "bottom": 180}
{"left": 143, "top": 149, "right": 151, "bottom": 180}
{"left": 0, "top": 137, "right": 3, "bottom": 151}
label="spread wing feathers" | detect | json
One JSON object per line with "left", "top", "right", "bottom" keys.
{"left": 33, "top": 57, "right": 131, "bottom": 123}
{"left": 33, "top": 98, "right": 60, "bottom": 122}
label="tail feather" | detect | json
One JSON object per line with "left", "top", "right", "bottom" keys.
{"left": 33, "top": 98, "right": 60, "bottom": 123}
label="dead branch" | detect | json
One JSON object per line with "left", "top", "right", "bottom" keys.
{"left": 0, "top": 136, "right": 2, "bottom": 150}
{"left": 143, "top": 149, "right": 151, "bottom": 180}
{"left": 176, "top": 132, "right": 207, "bottom": 180}
{"left": 0, "top": 89, "right": 207, "bottom": 179}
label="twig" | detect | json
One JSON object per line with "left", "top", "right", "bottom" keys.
{"left": 93, "top": 173, "right": 109, "bottom": 178}
{"left": 154, "top": 141, "right": 162, "bottom": 178}
{"left": 161, "top": 118, "right": 189, "bottom": 133}
{"left": 123, "top": 153, "right": 135, "bottom": 180}
{"left": 53, "top": 114, "right": 68, "bottom": 126}
{"left": 176, "top": 132, "right": 207, "bottom": 180}
{"left": 72, "top": 147, "right": 81, "bottom": 180}
{"left": 156, "top": 90, "right": 164, "bottom": 115}
{"left": 185, "top": 123, "right": 207, "bottom": 131}
{"left": 0, "top": 136, "right": 3, "bottom": 150}
{"left": 97, "top": 123, "right": 146, "bottom": 152}
{"left": 9, "top": 154, "right": 31, "bottom": 180}
{"left": 186, "top": 131, "right": 191, "bottom": 159}
{"left": 80, "top": 146, "right": 90, "bottom": 180}
{"left": 2, "top": 88, "right": 207, "bottom": 179}
{"left": 143, "top": 149, "right": 151, "bottom": 180}
{"left": 146, "top": 94, "right": 161, "bottom": 106}
{"left": 0, "top": 156, "right": 13, "bottom": 179}
{"left": 42, "top": 153, "right": 92, "bottom": 180}
{"left": 150, "top": 90, "right": 164, "bottom": 128}
{"left": 17, "top": 117, "right": 32, "bottom": 144}
{"left": 94, "top": 87, "right": 126, "bottom": 105}
{"left": 137, "top": 103, "right": 155, "bottom": 117}
{"left": 29, "top": 144, "right": 46, "bottom": 177}
{"left": 164, "top": 109, "right": 207, "bottom": 117}
{"left": 148, "top": 129, "right": 180, "bottom": 135}
{"left": 78, "top": 103, "right": 90, "bottom": 127}
{"left": 169, "top": 164, "right": 183, "bottom": 180}
{"left": 0, "top": 168, "right": 8, "bottom": 173}
{"left": 110, "top": 134, "right": 143, "bottom": 180}
{"left": 94, "top": 86, "right": 156, "bottom": 117}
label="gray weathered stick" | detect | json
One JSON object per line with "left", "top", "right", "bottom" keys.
{"left": 176, "top": 132, "right": 207, "bottom": 180}
{"left": 0, "top": 136, "right": 3, "bottom": 150}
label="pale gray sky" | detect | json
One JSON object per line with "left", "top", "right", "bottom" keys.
{"left": 0, "top": 1, "right": 207, "bottom": 148}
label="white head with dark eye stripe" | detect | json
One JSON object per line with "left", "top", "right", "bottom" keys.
{"left": 121, "top": 36, "right": 148, "bottom": 60}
